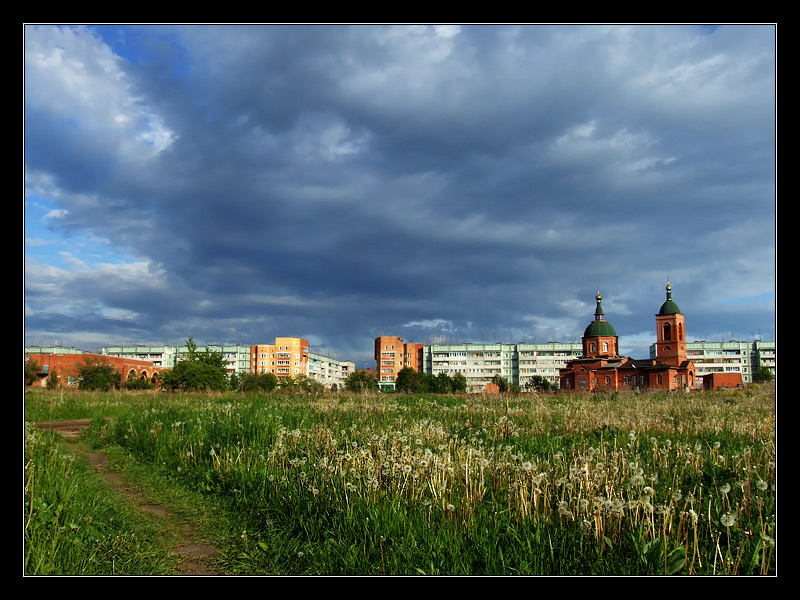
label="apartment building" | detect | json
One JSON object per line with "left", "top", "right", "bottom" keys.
{"left": 308, "top": 353, "right": 356, "bottom": 389}
{"left": 517, "top": 343, "right": 586, "bottom": 387}
{"left": 102, "top": 344, "right": 251, "bottom": 376}
{"left": 25, "top": 346, "right": 86, "bottom": 357}
{"left": 251, "top": 337, "right": 310, "bottom": 380}
{"left": 101, "top": 338, "right": 356, "bottom": 388}
{"left": 654, "top": 340, "right": 776, "bottom": 385}
{"left": 374, "top": 336, "right": 425, "bottom": 390}
{"left": 423, "top": 341, "right": 584, "bottom": 392}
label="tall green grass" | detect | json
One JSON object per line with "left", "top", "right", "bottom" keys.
{"left": 25, "top": 385, "right": 776, "bottom": 575}
{"left": 23, "top": 423, "right": 175, "bottom": 575}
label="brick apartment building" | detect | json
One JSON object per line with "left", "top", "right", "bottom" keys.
{"left": 250, "top": 337, "right": 310, "bottom": 380}
{"left": 374, "top": 335, "right": 425, "bottom": 390}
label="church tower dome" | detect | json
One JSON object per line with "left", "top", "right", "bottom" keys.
{"left": 658, "top": 281, "right": 682, "bottom": 316}
{"left": 582, "top": 289, "right": 619, "bottom": 358}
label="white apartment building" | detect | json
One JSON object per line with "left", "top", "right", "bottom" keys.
{"left": 648, "top": 340, "right": 775, "bottom": 385}
{"left": 307, "top": 353, "right": 356, "bottom": 390}
{"left": 423, "top": 342, "right": 583, "bottom": 392}
{"left": 102, "top": 343, "right": 356, "bottom": 387}
{"left": 102, "top": 344, "right": 251, "bottom": 376}
{"left": 25, "top": 346, "right": 86, "bottom": 356}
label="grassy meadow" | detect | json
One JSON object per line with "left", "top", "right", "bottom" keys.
{"left": 24, "top": 384, "right": 776, "bottom": 575}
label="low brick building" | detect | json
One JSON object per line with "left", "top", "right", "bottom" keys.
{"left": 701, "top": 372, "right": 743, "bottom": 390}
{"left": 26, "top": 352, "right": 167, "bottom": 388}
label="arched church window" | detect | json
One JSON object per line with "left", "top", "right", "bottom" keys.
{"left": 663, "top": 323, "right": 671, "bottom": 341}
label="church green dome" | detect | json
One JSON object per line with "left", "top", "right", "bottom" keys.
{"left": 658, "top": 282, "right": 682, "bottom": 315}
{"left": 584, "top": 319, "right": 617, "bottom": 338}
{"left": 583, "top": 289, "right": 617, "bottom": 338}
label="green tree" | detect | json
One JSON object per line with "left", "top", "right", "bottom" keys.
{"left": 525, "top": 375, "right": 552, "bottom": 392}
{"left": 345, "top": 370, "right": 376, "bottom": 393}
{"left": 491, "top": 374, "right": 509, "bottom": 393}
{"left": 77, "top": 358, "right": 122, "bottom": 391}
{"left": 45, "top": 369, "right": 60, "bottom": 389}
{"left": 161, "top": 338, "right": 229, "bottom": 392}
{"left": 395, "top": 367, "right": 428, "bottom": 393}
{"left": 451, "top": 372, "right": 468, "bottom": 393}
{"left": 429, "top": 372, "right": 455, "bottom": 394}
{"left": 25, "top": 358, "right": 42, "bottom": 386}
{"left": 754, "top": 366, "right": 775, "bottom": 383}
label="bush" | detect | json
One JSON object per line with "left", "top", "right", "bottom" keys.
{"left": 78, "top": 358, "right": 122, "bottom": 391}
{"left": 345, "top": 370, "right": 376, "bottom": 392}
{"left": 122, "top": 378, "right": 155, "bottom": 390}
{"left": 233, "top": 372, "right": 279, "bottom": 393}
{"left": 25, "top": 358, "right": 43, "bottom": 386}
{"left": 161, "top": 337, "right": 229, "bottom": 392}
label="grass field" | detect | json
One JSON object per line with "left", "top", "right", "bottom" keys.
{"left": 24, "top": 384, "right": 776, "bottom": 575}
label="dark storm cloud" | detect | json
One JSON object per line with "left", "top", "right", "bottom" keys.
{"left": 25, "top": 24, "right": 775, "bottom": 360}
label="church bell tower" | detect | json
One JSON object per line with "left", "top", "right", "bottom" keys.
{"left": 654, "top": 281, "right": 687, "bottom": 367}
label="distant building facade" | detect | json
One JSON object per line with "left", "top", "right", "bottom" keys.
{"left": 102, "top": 344, "right": 251, "bottom": 376}
{"left": 25, "top": 346, "right": 86, "bottom": 357}
{"left": 560, "top": 284, "right": 696, "bottom": 391}
{"left": 251, "top": 337, "right": 310, "bottom": 380}
{"left": 374, "top": 336, "right": 426, "bottom": 390}
{"left": 102, "top": 339, "right": 356, "bottom": 387}
{"left": 308, "top": 352, "right": 356, "bottom": 389}
{"left": 423, "top": 341, "right": 583, "bottom": 392}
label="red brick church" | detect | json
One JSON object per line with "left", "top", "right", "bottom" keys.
{"left": 559, "top": 282, "right": 695, "bottom": 391}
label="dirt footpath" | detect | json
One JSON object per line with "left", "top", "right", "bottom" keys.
{"left": 33, "top": 420, "right": 223, "bottom": 576}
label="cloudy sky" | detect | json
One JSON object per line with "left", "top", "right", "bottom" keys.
{"left": 24, "top": 24, "right": 776, "bottom": 364}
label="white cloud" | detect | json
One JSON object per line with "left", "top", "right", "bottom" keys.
{"left": 44, "top": 208, "right": 68, "bottom": 221}
{"left": 25, "top": 237, "right": 55, "bottom": 248}
{"left": 25, "top": 25, "right": 175, "bottom": 161}
{"left": 403, "top": 318, "right": 454, "bottom": 330}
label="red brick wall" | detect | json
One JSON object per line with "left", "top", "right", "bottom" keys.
{"left": 702, "top": 372, "right": 743, "bottom": 390}
{"left": 26, "top": 353, "right": 166, "bottom": 387}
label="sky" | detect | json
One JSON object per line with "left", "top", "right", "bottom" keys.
{"left": 24, "top": 24, "right": 776, "bottom": 366}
